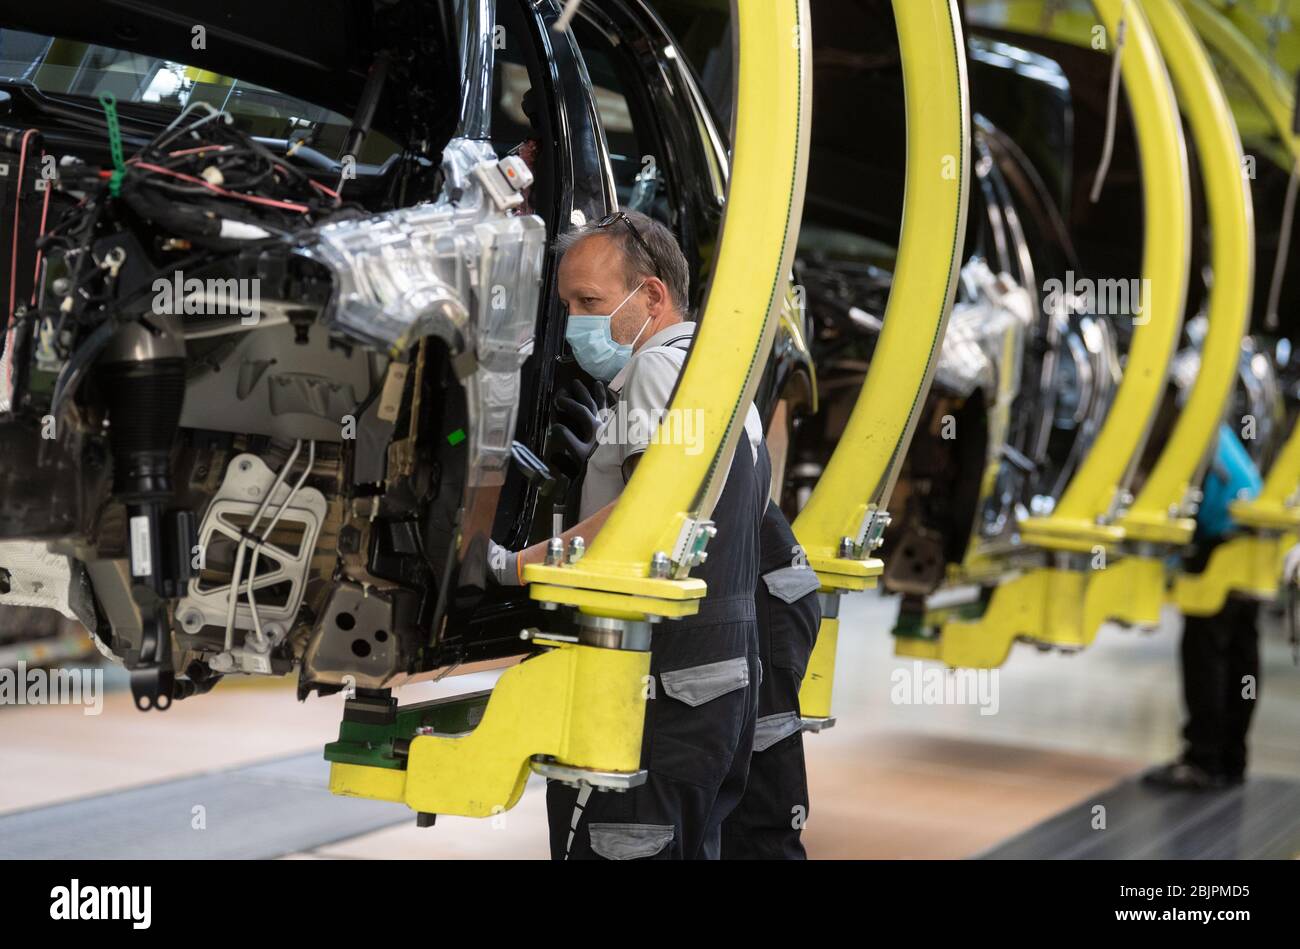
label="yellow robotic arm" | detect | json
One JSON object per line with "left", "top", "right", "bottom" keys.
{"left": 796, "top": 0, "right": 971, "bottom": 725}
{"left": 329, "top": 0, "right": 813, "bottom": 817}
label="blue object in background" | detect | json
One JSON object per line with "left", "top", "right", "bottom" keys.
{"left": 1195, "top": 424, "right": 1263, "bottom": 543}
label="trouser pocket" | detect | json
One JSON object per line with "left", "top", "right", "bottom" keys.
{"left": 760, "top": 566, "right": 822, "bottom": 678}
{"left": 588, "top": 822, "right": 676, "bottom": 860}
{"left": 649, "top": 630, "right": 754, "bottom": 790}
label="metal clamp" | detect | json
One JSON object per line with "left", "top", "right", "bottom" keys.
{"left": 530, "top": 756, "right": 647, "bottom": 791}
{"left": 669, "top": 517, "right": 717, "bottom": 577}
{"left": 843, "top": 505, "right": 891, "bottom": 559}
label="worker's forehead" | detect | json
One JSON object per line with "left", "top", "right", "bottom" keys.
{"left": 560, "top": 233, "right": 627, "bottom": 277}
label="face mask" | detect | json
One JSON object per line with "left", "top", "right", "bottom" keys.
{"left": 565, "top": 282, "right": 650, "bottom": 382}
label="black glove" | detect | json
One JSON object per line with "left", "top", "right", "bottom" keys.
{"left": 550, "top": 378, "right": 609, "bottom": 481}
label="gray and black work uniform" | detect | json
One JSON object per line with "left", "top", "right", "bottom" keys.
{"left": 721, "top": 488, "right": 822, "bottom": 859}
{"left": 547, "top": 321, "right": 768, "bottom": 860}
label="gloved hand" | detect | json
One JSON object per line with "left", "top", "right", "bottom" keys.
{"left": 488, "top": 539, "right": 522, "bottom": 587}
{"left": 550, "top": 378, "right": 610, "bottom": 481}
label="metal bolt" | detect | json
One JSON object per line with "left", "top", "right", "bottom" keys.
{"left": 567, "top": 536, "right": 585, "bottom": 563}
{"left": 545, "top": 536, "right": 565, "bottom": 566}
{"left": 650, "top": 552, "right": 671, "bottom": 578}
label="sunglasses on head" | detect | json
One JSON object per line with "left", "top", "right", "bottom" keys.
{"left": 594, "top": 210, "right": 662, "bottom": 279}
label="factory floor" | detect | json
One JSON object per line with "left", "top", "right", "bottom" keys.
{"left": 2, "top": 592, "right": 1297, "bottom": 859}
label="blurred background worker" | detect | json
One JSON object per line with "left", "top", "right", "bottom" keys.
{"left": 489, "top": 209, "right": 767, "bottom": 859}
{"left": 1146, "top": 423, "right": 1263, "bottom": 791}
{"left": 721, "top": 485, "right": 821, "bottom": 859}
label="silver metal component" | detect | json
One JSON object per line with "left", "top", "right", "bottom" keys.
{"left": 844, "top": 505, "right": 892, "bottom": 560}
{"left": 181, "top": 322, "right": 379, "bottom": 443}
{"left": 0, "top": 540, "right": 98, "bottom": 631}
{"left": 649, "top": 551, "right": 671, "bottom": 578}
{"left": 176, "top": 452, "right": 326, "bottom": 637}
{"left": 80, "top": 560, "right": 142, "bottom": 662}
{"left": 520, "top": 628, "right": 579, "bottom": 644}
{"left": 530, "top": 756, "right": 648, "bottom": 791}
{"left": 567, "top": 536, "right": 585, "bottom": 564}
{"left": 207, "top": 642, "right": 279, "bottom": 676}
{"left": 577, "top": 616, "right": 653, "bottom": 651}
{"left": 298, "top": 137, "right": 546, "bottom": 496}
{"left": 545, "top": 536, "right": 565, "bottom": 566}
{"left": 243, "top": 622, "right": 284, "bottom": 655}
{"left": 301, "top": 583, "right": 398, "bottom": 689}
{"left": 1043, "top": 315, "right": 1122, "bottom": 506}
{"left": 862, "top": 509, "right": 892, "bottom": 551}
{"left": 456, "top": 0, "right": 495, "bottom": 140}
{"left": 669, "top": 517, "right": 716, "bottom": 576}
{"left": 801, "top": 716, "right": 837, "bottom": 733}
{"left": 934, "top": 260, "right": 1033, "bottom": 400}
{"left": 1052, "top": 550, "right": 1093, "bottom": 572}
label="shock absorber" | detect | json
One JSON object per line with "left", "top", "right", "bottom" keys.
{"left": 97, "top": 316, "right": 193, "bottom": 709}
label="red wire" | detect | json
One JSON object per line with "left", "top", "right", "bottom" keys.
{"left": 167, "top": 144, "right": 231, "bottom": 158}
{"left": 30, "top": 166, "right": 53, "bottom": 306}
{"left": 130, "top": 160, "right": 312, "bottom": 213}
{"left": 309, "top": 179, "right": 341, "bottom": 202}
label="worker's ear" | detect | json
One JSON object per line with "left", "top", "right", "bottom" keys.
{"left": 643, "top": 276, "right": 671, "bottom": 315}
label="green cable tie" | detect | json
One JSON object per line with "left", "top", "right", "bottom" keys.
{"left": 97, "top": 91, "right": 126, "bottom": 197}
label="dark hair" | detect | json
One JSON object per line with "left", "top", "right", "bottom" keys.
{"left": 555, "top": 209, "right": 690, "bottom": 313}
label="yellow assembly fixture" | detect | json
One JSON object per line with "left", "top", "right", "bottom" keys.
{"left": 1017, "top": 0, "right": 1190, "bottom": 555}
{"left": 796, "top": 0, "right": 970, "bottom": 723}
{"left": 327, "top": 0, "right": 813, "bottom": 817}
{"left": 1119, "top": 0, "right": 1253, "bottom": 549}
{"left": 1172, "top": 0, "right": 1300, "bottom": 614}
{"left": 330, "top": 641, "right": 649, "bottom": 817}
{"left": 903, "top": 0, "right": 1193, "bottom": 669}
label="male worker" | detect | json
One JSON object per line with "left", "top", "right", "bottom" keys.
{"left": 1145, "top": 423, "right": 1263, "bottom": 790}
{"left": 489, "top": 209, "right": 767, "bottom": 859}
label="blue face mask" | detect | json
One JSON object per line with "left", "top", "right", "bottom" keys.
{"left": 565, "top": 282, "right": 650, "bottom": 382}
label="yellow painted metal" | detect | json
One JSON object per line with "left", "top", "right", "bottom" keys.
{"left": 330, "top": 0, "right": 810, "bottom": 815}
{"left": 1172, "top": 531, "right": 1297, "bottom": 615}
{"left": 329, "top": 643, "right": 649, "bottom": 817}
{"left": 1019, "top": 0, "right": 1191, "bottom": 553}
{"left": 798, "top": 612, "right": 838, "bottom": 720}
{"left": 1117, "top": 0, "right": 1254, "bottom": 546}
{"left": 908, "top": 555, "right": 1166, "bottom": 669}
{"left": 791, "top": 0, "right": 969, "bottom": 589}
{"left": 907, "top": 0, "right": 1191, "bottom": 668}
{"left": 525, "top": 0, "right": 812, "bottom": 618}
{"left": 793, "top": 0, "right": 970, "bottom": 719}
{"left": 1205, "top": 0, "right": 1300, "bottom": 77}
{"left": 1184, "top": 0, "right": 1300, "bottom": 539}
{"left": 1184, "top": 0, "right": 1300, "bottom": 163}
